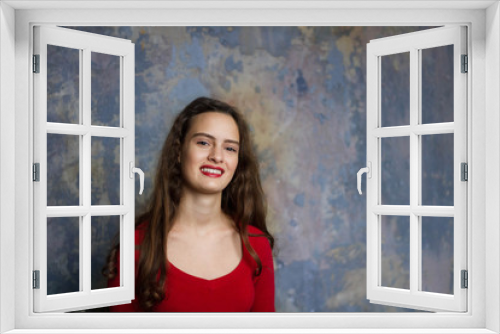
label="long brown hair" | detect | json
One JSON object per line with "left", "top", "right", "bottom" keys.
{"left": 104, "top": 97, "right": 273, "bottom": 311}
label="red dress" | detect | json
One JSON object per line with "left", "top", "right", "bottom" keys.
{"left": 108, "top": 223, "right": 275, "bottom": 312}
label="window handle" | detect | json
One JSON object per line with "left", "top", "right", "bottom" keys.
{"left": 357, "top": 162, "right": 372, "bottom": 195}
{"left": 129, "top": 161, "right": 144, "bottom": 195}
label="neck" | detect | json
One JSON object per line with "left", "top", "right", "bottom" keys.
{"left": 173, "top": 187, "right": 229, "bottom": 233}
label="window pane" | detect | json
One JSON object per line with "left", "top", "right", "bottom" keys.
{"left": 381, "top": 52, "right": 410, "bottom": 127}
{"left": 421, "top": 217, "right": 454, "bottom": 294}
{"left": 381, "top": 215, "right": 410, "bottom": 290}
{"left": 91, "top": 137, "right": 121, "bottom": 205}
{"left": 381, "top": 136, "right": 410, "bottom": 205}
{"left": 421, "top": 134, "right": 454, "bottom": 206}
{"left": 421, "top": 45, "right": 454, "bottom": 124}
{"left": 91, "top": 52, "right": 120, "bottom": 127}
{"left": 47, "top": 134, "right": 80, "bottom": 206}
{"left": 47, "top": 45, "right": 80, "bottom": 124}
{"left": 47, "top": 217, "right": 80, "bottom": 295}
{"left": 91, "top": 216, "right": 120, "bottom": 290}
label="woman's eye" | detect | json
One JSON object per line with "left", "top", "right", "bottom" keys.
{"left": 226, "top": 147, "right": 238, "bottom": 153}
{"left": 197, "top": 141, "right": 209, "bottom": 146}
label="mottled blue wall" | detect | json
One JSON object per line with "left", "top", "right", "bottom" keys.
{"left": 47, "top": 26, "right": 455, "bottom": 312}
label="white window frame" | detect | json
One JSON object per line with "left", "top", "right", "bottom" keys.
{"left": 365, "top": 26, "right": 468, "bottom": 312}
{"left": 33, "top": 25, "right": 136, "bottom": 312}
{"left": 1, "top": 1, "right": 499, "bottom": 333}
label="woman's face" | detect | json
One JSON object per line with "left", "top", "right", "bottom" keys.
{"left": 180, "top": 112, "right": 240, "bottom": 195}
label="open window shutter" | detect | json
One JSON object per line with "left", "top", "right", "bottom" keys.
{"left": 33, "top": 26, "right": 136, "bottom": 312}
{"left": 364, "top": 26, "right": 467, "bottom": 312}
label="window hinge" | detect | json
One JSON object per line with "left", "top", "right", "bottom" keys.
{"left": 461, "top": 270, "right": 468, "bottom": 289}
{"left": 461, "top": 162, "right": 468, "bottom": 181}
{"left": 33, "top": 163, "right": 40, "bottom": 182}
{"left": 33, "top": 54, "right": 40, "bottom": 73}
{"left": 33, "top": 270, "right": 40, "bottom": 289}
{"left": 461, "top": 54, "right": 468, "bottom": 73}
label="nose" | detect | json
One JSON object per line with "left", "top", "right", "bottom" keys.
{"left": 208, "top": 145, "right": 223, "bottom": 163}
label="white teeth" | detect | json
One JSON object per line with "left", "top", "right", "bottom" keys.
{"left": 201, "top": 168, "right": 222, "bottom": 175}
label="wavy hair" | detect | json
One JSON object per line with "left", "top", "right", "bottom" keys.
{"left": 104, "top": 97, "right": 273, "bottom": 311}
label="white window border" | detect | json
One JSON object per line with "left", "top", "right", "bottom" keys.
{"left": 33, "top": 25, "right": 136, "bottom": 313}
{"left": 0, "top": 1, "right": 498, "bottom": 333}
{"left": 366, "top": 26, "right": 468, "bottom": 313}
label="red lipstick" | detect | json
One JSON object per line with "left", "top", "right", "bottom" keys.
{"left": 200, "top": 165, "right": 224, "bottom": 178}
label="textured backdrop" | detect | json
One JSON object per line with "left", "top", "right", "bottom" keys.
{"left": 46, "top": 26, "right": 455, "bottom": 312}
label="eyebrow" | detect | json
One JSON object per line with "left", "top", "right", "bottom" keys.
{"left": 191, "top": 132, "right": 240, "bottom": 146}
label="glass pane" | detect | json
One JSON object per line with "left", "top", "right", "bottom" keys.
{"left": 421, "top": 45, "right": 454, "bottom": 124}
{"left": 421, "top": 217, "right": 454, "bottom": 294}
{"left": 91, "top": 52, "right": 120, "bottom": 127}
{"left": 92, "top": 216, "right": 120, "bottom": 290}
{"left": 381, "top": 52, "right": 410, "bottom": 127}
{"left": 381, "top": 215, "right": 410, "bottom": 290}
{"left": 47, "top": 217, "right": 80, "bottom": 295}
{"left": 381, "top": 136, "right": 410, "bottom": 205}
{"left": 421, "top": 134, "right": 454, "bottom": 206}
{"left": 91, "top": 137, "right": 121, "bottom": 205}
{"left": 47, "top": 134, "right": 79, "bottom": 206}
{"left": 47, "top": 45, "right": 80, "bottom": 124}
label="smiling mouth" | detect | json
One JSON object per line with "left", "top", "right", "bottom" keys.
{"left": 200, "top": 167, "right": 224, "bottom": 177}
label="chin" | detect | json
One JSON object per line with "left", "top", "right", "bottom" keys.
{"left": 204, "top": 182, "right": 229, "bottom": 192}
{"left": 193, "top": 182, "right": 227, "bottom": 195}
{"left": 197, "top": 188, "right": 224, "bottom": 196}
{"left": 183, "top": 176, "right": 232, "bottom": 195}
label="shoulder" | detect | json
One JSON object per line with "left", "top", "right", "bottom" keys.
{"left": 135, "top": 221, "right": 149, "bottom": 245}
{"left": 246, "top": 225, "right": 272, "bottom": 254}
{"left": 246, "top": 224, "right": 262, "bottom": 234}
{"left": 245, "top": 225, "right": 274, "bottom": 271}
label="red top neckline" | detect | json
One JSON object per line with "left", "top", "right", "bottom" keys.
{"left": 168, "top": 256, "right": 245, "bottom": 284}
{"left": 109, "top": 223, "right": 276, "bottom": 312}
{"left": 167, "top": 237, "right": 245, "bottom": 287}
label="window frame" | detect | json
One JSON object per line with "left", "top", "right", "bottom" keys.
{"left": 365, "top": 26, "right": 468, "bottom": 312}
{"left": 1, "top": 2, "right": 497, "bottom": 333}
{"left": 33, "top": 25, "right": 136, "bottom": 312}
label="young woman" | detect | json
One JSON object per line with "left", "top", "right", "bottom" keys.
{"left": 106, "top": 97, "right": 275, "bottom": 312}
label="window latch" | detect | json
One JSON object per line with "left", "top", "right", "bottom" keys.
{"left": 129, "top": 161, "right": 144, "bottom": 195}
{"left": 357, "top": 162, "right": 372, "bottom": 195}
